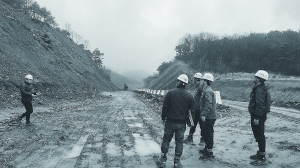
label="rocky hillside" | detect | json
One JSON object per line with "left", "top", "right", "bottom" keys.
{"left": 0, "top": 2, "right": 116, "bottom": 107}
{"left": 144, "top": 60, "right": 196, "bottom": 90}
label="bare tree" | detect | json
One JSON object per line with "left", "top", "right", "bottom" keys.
{"left": 83, "top": 40, "right": 89, "bottom": 50}
{"left": 64, "top": 23, "right": 72, "bottom": 33}
{"left": 73, "top": 32, "right": 82, "bottom": 44}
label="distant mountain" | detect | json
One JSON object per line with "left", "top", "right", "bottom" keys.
{"left": 110, "top": 71, "right": 143, "bottom": 90}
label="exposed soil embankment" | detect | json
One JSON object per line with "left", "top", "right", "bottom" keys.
{"left": 144, "top": 61, "right": 300, "bottom": 110}
{"left": 0, "top": 2, "right": 116, "bottom": 108}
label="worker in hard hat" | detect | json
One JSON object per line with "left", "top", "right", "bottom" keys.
{"left": 198, "top": 73, "right": 217, "bottom": 159}
{"left": 248, "top": 70, "right": 271, "bottom": 166}
{"left": 17, "top": 74, "right": 37, "bottom": 125}
{"left": 183, "top": 72, "right": 205, "bottom": 144}
{"left": 156, "top": 74, "right": 195, "bottom": 168}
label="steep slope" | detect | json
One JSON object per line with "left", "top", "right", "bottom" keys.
{"left": 110, "top": 71, "right": 143, "bottom": 90}
{"left": 0, "top": 2, "right": 116, "bottom": 107}
{"left": 144, "top": 60, "right": 196, "bottom": 90}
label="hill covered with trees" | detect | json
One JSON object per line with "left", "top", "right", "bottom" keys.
{"left": 175, "top": 30, "right": 300, "bottom": 75}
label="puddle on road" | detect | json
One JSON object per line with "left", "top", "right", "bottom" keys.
{"left": 65, "top": 134, "right": 89, "bottom": 158}
{"left": 123, "top": 109, "right": 134, "bottom": 116}
{"left": 123, "top": 149, "right": 135, "bottom": 156}
{"left": 131, "top": 133, "right": 160, "bottom": 156}
{"left": 106, "top": 143, "right": 122, "bottom": 156}
{"left": 128, "top": 123, "right": 143, "bottom": 127}
{"left": 124, "top": 117, "right": 137, "bottom": 120}
{"left": 116, "top": 97, "right": 123, "bottom": 101}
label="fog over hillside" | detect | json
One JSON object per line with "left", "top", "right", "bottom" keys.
{"left": 110, "top": 71, "right": 143, "bottom": 90}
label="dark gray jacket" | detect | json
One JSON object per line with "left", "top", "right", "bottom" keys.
{"left": 20, "top": 82, "right": 33, "bottom": 102}
{"left": 200, "top": 86, "right": 217, "bottom": 119}
{"left": 194, "top": 85, "right": 203, "bottom": 111}
{"left": 248, "top": 84, "right": 270, "bottom": 118}
{"left": 161, "top": 85, "right": 195, "bottom": 124}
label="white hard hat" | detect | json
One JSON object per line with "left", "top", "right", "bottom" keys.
{"left": 25, "top": 74, "right": 33, "bottom": 80}
{"left": 255, "top": 70, "right": 268, "bottom": 80}
{"left": 201, "top": 73, "right": 214, "bottom": 82}
{"left": 194, "top": 72, "right": 202, "bottom": 79}
{"left": 177, "top": 74, "right": 188, "bottom": 84}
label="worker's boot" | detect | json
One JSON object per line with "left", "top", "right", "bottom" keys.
{"left": 174, "top": 155, "right": 182, "bottom": 168}
{"left": 250, "top": 151, "right": 260, "bottom": 160}
{"left": 250, "top": 152, "right": 267, "bottom": 166}
{"left": 183, "top": 134, "right": 193, "bottom": 143}
{"left": 199, "top": 149, "right": 214, "bottom": 159}
{"left": 156, "top": 153, "right": 167, "bottom": 168}
{"left": 199, "top": 145, "right": 207, "bottom": 154}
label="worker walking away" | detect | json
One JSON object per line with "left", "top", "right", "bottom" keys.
{"left": 199, "top": 73, "right": 217, "bottom": 159}
{"left": 156, "top": 74, "right": 195, "bottom": 168}
{"left": 183, "top": 72, "right": 205, "bottom": 144}
{"left": 248, "top": 70, "right": 271, "bottom": 166}
{"left": 17, "top": 74, "right": 37, "bottom": 126}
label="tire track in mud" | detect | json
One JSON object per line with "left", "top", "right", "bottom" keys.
{"left": 69, "top": 96, "right": 142, "bottom": 168}
{"left": 1, "top": 121, "right": 59, "bottom": 168}
{"left": 1, "top": 98, "right": 111, "bottom": 168}
{"left": 68, "top": 103, "right": 111, "bottom": 168}
{"left": 90, "top": 92, "right": 164, "bottom": 167}
{"left": 102, "top": 96, "right": 141, "bottom": 168}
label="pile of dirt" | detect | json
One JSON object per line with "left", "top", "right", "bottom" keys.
{"left": 0, "top": 2, "right": 117, "bottom": 108}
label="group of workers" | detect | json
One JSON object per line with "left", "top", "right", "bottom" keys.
{"left": 156, "top": 70, "right": 271, "bottom": 168}
{"left": 16, "top": 70, "right": 270, "bottom": 168}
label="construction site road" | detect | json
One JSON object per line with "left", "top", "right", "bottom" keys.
{"left": 0, "top": 91, "right": 299, "bottom": 168}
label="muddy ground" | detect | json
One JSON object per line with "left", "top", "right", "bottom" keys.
{"left": 0, "top": 91, "right": 300, "bottom": 168}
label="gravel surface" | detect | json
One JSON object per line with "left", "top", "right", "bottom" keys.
{"left": 0, "top": 91, "right": 299, "bottom": 168}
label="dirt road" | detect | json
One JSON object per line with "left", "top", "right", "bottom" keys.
{"left": 0, "top": 91, "right": 299, "bottom": 168}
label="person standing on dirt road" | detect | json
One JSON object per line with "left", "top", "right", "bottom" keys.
{"left": 156, "top": 74, "right": 195, "bottom": 168}
{"left": 183, "top": 72, "right": 205, "bottom": 144}
{"left": 198, "top": 73, "right": 217, "bottom": 159}
{"left": 17, "top": 74, "right": 37, "bottom": 125}
{"left": 248, "top": 70, "right": 271, "bottom": 166}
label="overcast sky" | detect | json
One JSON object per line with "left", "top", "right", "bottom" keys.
{"left": 35, "top": 0, "right": 300, "bottom": 82}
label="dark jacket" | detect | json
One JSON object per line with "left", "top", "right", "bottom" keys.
{"left": 248, "top": 84, "right": 270, "bottom": 118}
{"left": 194, "top": 84, "right": 203, "bottom": 111}
{"left": 200, "top": 86, "right": 217, "bottom": 119}
{"left": 20, "top": 82, "right": 33, "bottom": 102}
{"left": 161, "top": 85, "right": 195, "bottom": 124}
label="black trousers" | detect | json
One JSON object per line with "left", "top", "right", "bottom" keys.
{"left": 189, "top": 109, "right": 204, "bottom": 138}
{"left": 202, "top": 119, "right": 216, "bottom": 149}
{"left": 251, "top": 114, "right": 267, "bottom": 152}
{"left": 20, "top": 101, "right": 33, "bottom": 123}
{"left": 161, "top": 120, "right": 186, "bottom": 156}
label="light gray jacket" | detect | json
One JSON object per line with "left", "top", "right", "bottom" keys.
{"left": 200, "top": 86, "right": 217, "bottom": 119}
